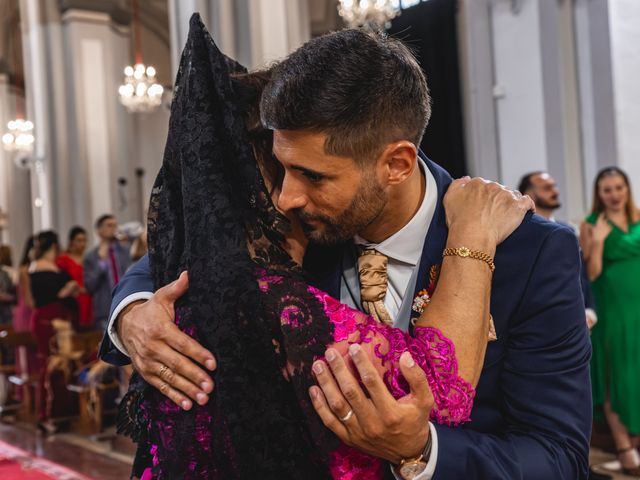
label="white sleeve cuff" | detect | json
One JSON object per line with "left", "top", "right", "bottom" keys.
{"left": 586, "top": 308, "right": 597, "bottom": 328}
{"left": 390, "top": 422, "right": 438, "bottom": 480}
{"left": 107, "top": 291, "right": 154, "bottom": 357}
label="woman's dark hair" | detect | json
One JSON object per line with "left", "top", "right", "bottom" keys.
{"left": 232, "top": 68, "right": 283, "bottom": 192}
{"left": 20, "top": 235, "right": 35, "bottom": 267}
{"left": 68, "top": 225, "right": 87, "bottom": 245}
{"left": 34, "top": 230, "right": 59, "bottom": 259}
{"left": 0, "top": 245, "right": 12, "bottom": 267}
{"left": 591, "top": 166, "right": 637, "bottom": 223}
{"left": 261, "top": 28, "right": 431, "bottom": 164}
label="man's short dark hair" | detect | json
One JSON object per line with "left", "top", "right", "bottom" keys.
{"left": 517, "top": 171, "right": 545, "bottom": 195}
{"left": 260, "top": 29, "right": 431, "bottom": 164}
{"left": 95, "top": 214, "right": 115, "bottom": 229}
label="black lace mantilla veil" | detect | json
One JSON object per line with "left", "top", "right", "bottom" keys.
{"left": 120, "top": 14, "right": 337, "bottom": 480}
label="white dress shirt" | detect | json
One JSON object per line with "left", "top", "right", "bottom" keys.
{"left": 108, "top": 159, "right": 440, "bottom": 479}
{"left": 340, "top": 160, "right": 438, "bottom": 480}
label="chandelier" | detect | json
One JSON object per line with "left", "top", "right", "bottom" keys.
{"left": 118, "top": 63, "right": 163, "bottom": 112}
{"left": 2, "top": 119, "right": 34, "bottom": 153}
{"left": 338, "top": 0, "right": 401, "bottom": 29}
{"left": 118, "top": 0, "right": 163, "bottom": 113}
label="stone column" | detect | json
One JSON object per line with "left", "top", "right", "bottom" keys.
{"left": 20, "top": 0, "right": 53, "bottom": 231}
{"left": 607, "top": 0, "right": 640, "bottom": 203}
{"left": 168, "top": 0, "right": 310, "bottom": 76}
{"left": 573, "top": 0, "right": 618, "bottom": 207}
{"left": 0, "top": 74, "right": 33, "bottom": 253}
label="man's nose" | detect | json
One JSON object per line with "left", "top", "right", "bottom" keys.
{"left": 278, "top": 175, "right": 308, "bottom": 212}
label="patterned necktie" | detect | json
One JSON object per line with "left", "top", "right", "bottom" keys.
{"left": 358, "top": 249, "right": 393, "bottom": 325}
{"left": 109, "top": 244, "right": 120, "bottom": 286}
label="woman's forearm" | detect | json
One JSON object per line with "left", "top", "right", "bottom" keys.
{"left": 586, "top": 241, "right": 604, "bottom": 281}
{"left": 414, "top": 229, "right": 494, "bottom": 387}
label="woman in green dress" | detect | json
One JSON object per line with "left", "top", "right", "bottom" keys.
{"left": 581, "top": 166, "right": 640, "bottom": 475}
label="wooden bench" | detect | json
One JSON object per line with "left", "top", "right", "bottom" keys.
{"left": 0, "top": 326, "right": 38, "bottom": 420}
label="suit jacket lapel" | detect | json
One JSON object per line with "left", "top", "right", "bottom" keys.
{"left": 410, "top": 153, "right": 452, "bottom": 313}
{"left": 303, "top": 244, "right": 344, "bottom": 298}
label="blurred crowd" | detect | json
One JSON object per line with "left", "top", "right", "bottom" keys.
{"left": 0, "top": 214, "right": 146, "bottom": 434}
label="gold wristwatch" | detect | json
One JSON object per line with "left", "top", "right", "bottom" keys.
{"left": 395, "top": 435, "right": 432, "bottom": 479}
{"left": 442, "top": 246, "right": 495, "bottom": 273}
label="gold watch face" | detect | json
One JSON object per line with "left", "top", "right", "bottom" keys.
{"left": 458, "top": 246, "right": 470, "bottom": 257}
{"left": 399, "top": 461, "right": 427, "bottom": 479}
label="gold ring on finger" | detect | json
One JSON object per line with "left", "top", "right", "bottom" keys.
{"left": 159, "top": 364, "right": 171, "bottom": 379}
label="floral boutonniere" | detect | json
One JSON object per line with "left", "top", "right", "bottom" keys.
{"left": 412, "top": 264, "right": 441, "bottom": 315}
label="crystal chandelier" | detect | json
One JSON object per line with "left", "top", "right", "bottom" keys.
{"left": 338, "top": 0, "right": 401, "bottom": 29}
{"left": 118, "top": 0, "right": 163, "bottom": 113}
{"left": 118, "top": 63, "right": 163, "bottom": 113}
{"left": 2, "top": 118, "right": 34, "bottom": 153}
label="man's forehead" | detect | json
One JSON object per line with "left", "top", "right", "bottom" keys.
{"left": 533, "top": 173, "right": 555, "bottom": 184}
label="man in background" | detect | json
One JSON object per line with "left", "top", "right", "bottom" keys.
{"left": 84, "top": 214, "right": 131, "bottom": 330}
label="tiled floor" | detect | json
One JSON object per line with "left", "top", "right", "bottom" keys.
{"left": 0, "top": 422, "right": 133, "bottom": 480}
{"left": 591, "top": 447, "right": 640, "bottom": 480}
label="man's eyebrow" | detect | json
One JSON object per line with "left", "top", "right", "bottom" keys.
{"left": 289, "top": 165, "right": 326, "bottom": 177}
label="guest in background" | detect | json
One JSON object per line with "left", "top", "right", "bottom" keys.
{"left": 0, "top": 245, "right": 16, "bottom": 325}
{"left": 29, "top": 230, "right": 79, "bottom": 429}
{"left": 518, "top": 171, "right": 597, "bottom": 329}
{"left": 57, "top": 226, "right": 93, "bottom": 328}
{"left": 520, "top": 171, "right": 610, "bottom": 480}
{"left": 84, "top": 215, "right": 131, "bottom": 329}
{"left": 581, "top": 167, "right": 640, "bottom": 476}
{"left": 517, "top": 171, "right": 561, "bottom": 220}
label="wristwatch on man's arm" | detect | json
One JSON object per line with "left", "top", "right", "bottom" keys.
{"left": 394, "top": 426, "right": 433, "bottom": 479}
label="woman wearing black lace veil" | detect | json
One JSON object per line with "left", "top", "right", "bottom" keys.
{"left": 121, "top": 15, "right": 528, "bottom": 480}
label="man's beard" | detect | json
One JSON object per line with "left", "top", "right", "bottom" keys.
{"left": 297, "top": 176, "right": 386, "bottom": 246}
{"left": 536, "top": 197, "right": 561, "bottom": 210}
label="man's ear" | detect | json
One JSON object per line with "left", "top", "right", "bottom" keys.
{"left": 377, "top": 141, "right": 418, "bottom": 186}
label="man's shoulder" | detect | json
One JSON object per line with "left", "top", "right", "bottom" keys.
{"left": 84, "top": 247, "right": 100, "bottom": 262}
{"left": 501, "top": 212, "right": 576, "bottom": 252}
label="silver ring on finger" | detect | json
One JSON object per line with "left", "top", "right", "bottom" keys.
{"left": 340, "top": 409, "right": 354, "bottom": 422}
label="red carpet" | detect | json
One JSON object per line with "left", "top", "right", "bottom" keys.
{"left": 0, "top": 440, "right": 94, "bottom": 479}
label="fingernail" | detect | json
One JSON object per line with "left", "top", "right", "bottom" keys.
{"left": 205, "top": 359, "right": 216, "bottom": 370}
{"left": 325, "top": 349, "right": 337, "bottom": 362}
{"left": 196, "top": 393, "right": 208, "bottom": 405}
{"left": 401, "top": 352, "right": 415, "bottom": 368}
{"left": 309, "top": 387, "right": 319, "bottom": 399}
{"left": 313, "top": 361, "right": 324, "bottom": 374}
{"left": 181, "top": 400, "right": 191, "bottom": 410}
{"left": 348, "top": 344, "right": 361, "bottom": 357}
{"left": 200, "top": 382, "right": 211, "bottom": 392}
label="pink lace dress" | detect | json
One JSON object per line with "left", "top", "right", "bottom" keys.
{"left": 266, "top": 278, "right": 474, "bottom": 480}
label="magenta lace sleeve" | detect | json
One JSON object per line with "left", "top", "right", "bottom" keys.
{"left": 262, "top": 277, "right": 476, "bottom": 480}
{"left": 307, "top": 286, "right": 475, "bottom": 425}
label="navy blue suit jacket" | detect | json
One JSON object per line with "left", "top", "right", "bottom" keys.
{"left": 100, "top": 154, "right": 592, "bottom": 479}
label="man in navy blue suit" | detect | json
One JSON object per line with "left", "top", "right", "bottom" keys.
{"left": 100, "top": 29, "right": 591, "bottom": 479}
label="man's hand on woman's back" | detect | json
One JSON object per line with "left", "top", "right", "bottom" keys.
{"left": 117, "top": 271, "right": 216, "bottom": 410}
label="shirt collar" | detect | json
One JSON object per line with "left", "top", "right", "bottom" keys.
{"left": 353, "top": 159, "right": 437, "bottom": 265}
